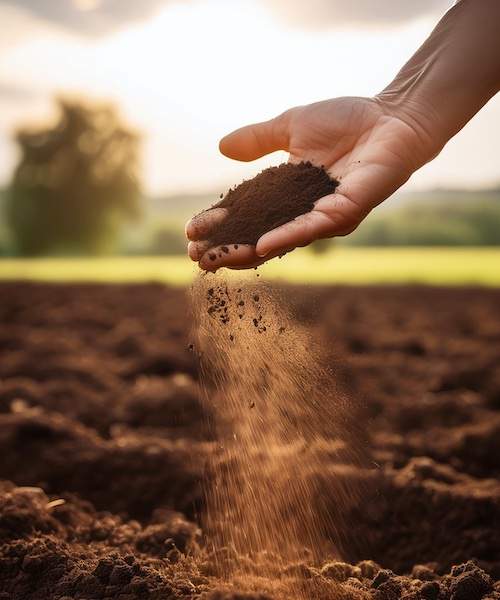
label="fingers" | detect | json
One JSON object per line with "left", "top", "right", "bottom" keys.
{"left": 197, "top": 244, "right": 261, "bottom": 272}
{"left": 185, "top": 207, "right": 228, "bottom": 240}
{"left": 254, "top": 211, "right": 333, "bottom": 257}
{"left": 219, "top": 113, "right": 290, "bottom": 162}
{"left": 196, "top": 243, "right": 296, "bottom": 272}
{"left": 192, "top": 209, "right": 336, "bottom": 272}
{"left": 255, "top": 192, "right": 364, "bottom": 257}
{"left": 187, "top": 240, "right": 212, "bottom": 262}
{"left": 190, "top": 207, "right": 339, "bottom": 272}
{"left": 188, "top": 192, "right": 362, "bottom": 271}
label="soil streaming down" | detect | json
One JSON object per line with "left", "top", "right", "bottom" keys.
{"left": 191, "top": 273, "right": 369, "bottom": 588}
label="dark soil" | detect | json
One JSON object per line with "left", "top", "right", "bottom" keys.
{"left": 0, "top": 281, "right": 499, "bottom": 599}
{"left": 204, "top": 162, "right": 339, "bottom": 247}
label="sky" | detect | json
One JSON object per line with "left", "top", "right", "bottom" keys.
{"left": 1, "top": 0, "right": 500, "bottom": 197}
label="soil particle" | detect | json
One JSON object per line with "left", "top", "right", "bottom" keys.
{"left": 321, "top": 561, "right": 362, "bottom": 582}
{"left": 412, "top": 564, "right": 439, "bottom": 581}
{"left": 420, "top": 581, "right": 440, "bottom": 600}
{"left": 204, "top": 162, "right": 339, "bottom": 246}
{"left": 370, "top": 569, "right": 395, "bottom": 589}
{"left": 445, "top": 561, "right": 494, "bottom": 600}
{"left": 203, "top": 279, "right": 278, "bottom": 337}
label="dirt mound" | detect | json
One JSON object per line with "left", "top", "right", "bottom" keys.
{"left": 0, "top": 281, "right": 499, "bottom": 599}
{"left": 201, "top": 162, "right": 339, "bottom": 248}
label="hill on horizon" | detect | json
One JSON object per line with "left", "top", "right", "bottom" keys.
{"left": 147, "top": 185, "right": 500, "bottom": 225}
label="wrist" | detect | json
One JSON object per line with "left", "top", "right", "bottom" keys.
{"left": 376, "top": 0, "right": 500, "bottom": 166}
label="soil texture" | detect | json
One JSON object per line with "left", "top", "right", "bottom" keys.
{"left": 203, "top": 162, "right": 339, "bottom": 247}
{"left": 0, "top": 281, "right": 499, "bottom": 599}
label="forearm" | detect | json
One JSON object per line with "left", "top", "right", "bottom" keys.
{"left": 377, "top": 0, "right": 500, "bottom": 162}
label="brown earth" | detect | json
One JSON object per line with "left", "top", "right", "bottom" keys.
{"left": 202, "top": 162, "right": 339, "bottom": 248}
{"left": 0, "top": 281, "right": 499, "bottom": 599}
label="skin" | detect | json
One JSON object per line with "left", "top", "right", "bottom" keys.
{"left": 186, "top": 0, "right": 500, "bottom": 271}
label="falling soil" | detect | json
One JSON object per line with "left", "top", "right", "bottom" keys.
{"left": 203, "top": 162, "right": 339, "bottom": 247}
{"left": 0, "top": 281, "right": 499, "bottom": 599}
{"left": 191, "top": 273, "right": 369, "bottom": 584}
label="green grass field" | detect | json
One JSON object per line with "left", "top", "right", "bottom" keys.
{"left": 0, "top": 247, "right": 499, "bottom": 287}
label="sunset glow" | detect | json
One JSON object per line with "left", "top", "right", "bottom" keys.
{"left": 1, "top": 0, "right": 499, "bottom": 196}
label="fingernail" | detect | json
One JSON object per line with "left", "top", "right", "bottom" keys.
{"left": 255, "top": 245, "right": 269, "bottom": 258}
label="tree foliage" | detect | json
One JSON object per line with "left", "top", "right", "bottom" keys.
{"left": 150, "top": 227, "right": 188, "bottom": 255}
{"left": 341, "top": 197, "right": 500, "bottom": 247}
{"left": 6, "top": 99, "right": 142, "bottom": 255}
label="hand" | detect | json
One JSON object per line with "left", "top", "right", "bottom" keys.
{"left": 186, "top": 96, "right": 432, "bottom": 271}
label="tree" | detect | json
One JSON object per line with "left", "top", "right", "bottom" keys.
{"left": 6, "top": 99, "right": 142, "bottom": 255}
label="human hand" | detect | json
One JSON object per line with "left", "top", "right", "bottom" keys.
{"left": 186, "top": 96, "right": 432, "bottom": 271}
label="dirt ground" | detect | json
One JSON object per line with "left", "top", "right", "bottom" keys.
{"left": 0, "top": 281, "right": 499, "bottom": 599}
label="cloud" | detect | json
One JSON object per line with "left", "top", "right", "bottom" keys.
{"left": 260, "top": 0, "right": 453, "bottom": 31}
{"left": 0, "top": 0, "right": 179, "bottom": 37}
{"left": 0, "top": 0, "right": 454, "bottom": 39}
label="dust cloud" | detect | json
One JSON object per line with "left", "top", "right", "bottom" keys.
{"left": 190, "top": 271, "right": 370, "bottom": 597}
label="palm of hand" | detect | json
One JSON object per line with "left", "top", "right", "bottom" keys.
{"left": 187, "top": 97, "right": 428, "bottom": 270}
{"left": 283, "top": 97, "right": 428, "bottom": 233}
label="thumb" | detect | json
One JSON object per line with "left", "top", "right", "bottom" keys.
{"left": 219, "top": 112, "right": 290, "bottom": 162}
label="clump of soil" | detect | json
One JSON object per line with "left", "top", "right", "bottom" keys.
{"left": 205, "top": 162, "right": 339, "bottom": 247}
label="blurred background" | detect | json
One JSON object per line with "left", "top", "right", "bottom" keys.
{"left": 1, "top": 0, "right": 499, "bottom": 283}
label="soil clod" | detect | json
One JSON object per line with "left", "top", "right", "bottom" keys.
{"left": 202, "top": 161, "right": 339, "bottom": 247}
